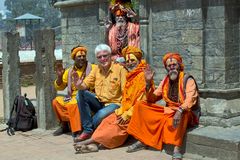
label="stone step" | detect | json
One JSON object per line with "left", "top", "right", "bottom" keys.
{"left": 185, "top": 126, "right": 240, "bottom": 160}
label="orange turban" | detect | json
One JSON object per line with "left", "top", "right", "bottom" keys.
{"left": 162, "top": 52, "right": 184, "bottom": 70}
{"left": 122, "top": 46, "right": 142, "bottom": 61}
{"left": 115, "top": 9, "right": 127, "bottom": 16}
{"left": 71, "top": 46, "right": 87, "bottom": 59}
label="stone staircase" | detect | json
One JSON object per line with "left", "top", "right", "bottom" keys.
{"left": 185, "top": 126, "right": 240, "bottom": 160}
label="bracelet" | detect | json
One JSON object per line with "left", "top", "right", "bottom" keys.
{"left": 177, "top": 107, "right": 184, "bottom": 114}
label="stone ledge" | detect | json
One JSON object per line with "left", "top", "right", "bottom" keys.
{"left": 200, "top": 116, "right": 240, "bottom": 127}
{"left": 185, "top": 126, "right": 240, "bottom": 160}
{"left": 199, "top": 88, "right": 240, "bottom": 99}
{"left": 54, "top": 0, "right": 97, "bottom": 8}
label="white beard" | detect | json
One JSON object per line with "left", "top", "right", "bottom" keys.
{"left": 169, "top": 70, "right": 178, "bottom": 81}
{"left": 116, "top": 22, "right": 127, "bottom": 27}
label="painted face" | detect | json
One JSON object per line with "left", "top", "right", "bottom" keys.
{"left": 125, "top": 54, "right": 139, "bottom": 72}
{"left": 166, "top": 58, "right": 180, "bottom": 81}
{"left": 74, "top": 51, "right": 87, "bottom": 68}
{"left": 96, "top": 50, "right": 111, "bottom": 69}
{"left": 115, "top": 15, "right": 127, "bottom": 27}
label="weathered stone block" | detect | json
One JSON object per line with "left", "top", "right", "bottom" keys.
{"left": 181, "top": 30, "right": 203, "bottom": 44}
{"left": 174, "top": 20, "right": 203, "bottom": 30}
{"left": 205, "top": 69, "right": 225, "bottom": 84}
{"left": 61, "top": 4, "right": 98, "bottom": 18}
{"left": 206, "top": 6, "right": 225, "bottom": 19}
{"left": 191, "top": 56, "right": 203, "bottom": 70}
{"left": 200, "top": 116, "right": 240, "bottom": 127}
{"left": 152, "top": 31, "right": 181, "bottom": 44}
{"left": 205, "top": 43, "right": 225, "bottom": 56}
{"left": 205, "top": 18, "right": 225, "bottom": 29}
{"left": 152, "top": 21, "right": 175, "bottom": 32}
{"left": 152, "top": 10, "right": 176, "bottom": 22}
{"left": 205, "top": 56, "right": 225, "bottom": 69}
{"left": 152, "top": 45, "right": 175, "bottom": 56}
{"left": 205, "top": 29, "right": 225, "bottom": 43}
{"left": 61, "top": 18, "right": 67, "bottom": 28}
{"left": 225, "top": 70, "right": 239, "bottom": 84}
{"left": 185, "top": 44, "right": 203, "bottom": 56}
{"left": 175, "top": 9, "right": 202, "bottom": 20}
{"left": 68, "top": 16, "right": 98, "bottom": 26}
{"left": 67, "top": 25, "right": 97, "bottom": 34}
{"left": 186, "top": 126, "right": 240, "bottom": 160}
{"left": 200, "top": 97, "right": 240, "bottom": 119}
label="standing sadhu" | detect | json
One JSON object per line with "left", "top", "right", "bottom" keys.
{"left": 107, "top": 1, "right": 140, "bottom": 61}
{"left": 73, "top": 46, "right": 150, "bottom": 153}
{"left": 52, "top": 45, "right": 95, "bottom": 137}
{"left": 127, "top": 52, "right": 200, "bottom": 160}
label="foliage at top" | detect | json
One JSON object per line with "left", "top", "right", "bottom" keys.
{"left": 109, "top": 0, "right": 139, "bottom": 14}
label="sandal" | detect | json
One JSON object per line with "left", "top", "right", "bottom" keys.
{"left": 75, "top": 144, "right": 98, "bottom": 154}
{"left": 172, "top": 152, "right": 183, "bottom": 160}
{"left": 126, "top": 141, "right": 146, "bottom": 153}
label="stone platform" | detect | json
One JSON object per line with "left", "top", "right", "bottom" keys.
{"left": 186, "top": 126, "right": 240, "bottom": 160}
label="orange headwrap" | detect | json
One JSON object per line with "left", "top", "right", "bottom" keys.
{"left": 122, "top": 46, "right": 142, "bottom": 61}
{"left": 162, "top": 52, "right": 184, "bottom": 70}
{"left": 71, "top": 46, "right": 87, "bottom": 59}
{"left": 115, "top": 9, "right": 127, "bottom": 16}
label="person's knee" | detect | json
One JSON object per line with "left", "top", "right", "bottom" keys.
{"left": 96, "top": 109, "right": 111, "bottom": 122}
{"left": 107, "top": 104, "right": 120, "bottom": 111}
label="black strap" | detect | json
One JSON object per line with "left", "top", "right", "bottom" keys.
{"left": 0, "top": 128, "right": 7, "bottom": 132}
{"left": 8, "top": 96, "right": 19, "bottom": 123}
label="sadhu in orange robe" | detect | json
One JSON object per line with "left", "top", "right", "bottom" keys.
{"left": 91, "top": 60, "right": 147, "bottom": 149}
{"left": 127, "top": 71, "right": 199, "bottom": 150}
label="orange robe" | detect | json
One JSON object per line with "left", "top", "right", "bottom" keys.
{"left": 52, "top": 98, "right": 80, "bottom": 132}
{"left": 92, "top": 61, "right": 147, "bottom": 149}
{"left": 127, "top": 71, "right": 199, "bottom": 150}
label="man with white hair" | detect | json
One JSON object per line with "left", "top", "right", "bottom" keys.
{"left": 72, "top": 44, "right": 127, "bottom": 142}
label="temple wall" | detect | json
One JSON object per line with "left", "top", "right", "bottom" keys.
{"left": 55, "top": 0, "right": 240, "bottom": 127}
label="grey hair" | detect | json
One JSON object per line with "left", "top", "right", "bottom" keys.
{"left": 94, "top": 44, "right": 111, "bottom": 56}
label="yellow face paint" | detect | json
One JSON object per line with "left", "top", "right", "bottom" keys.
{"left": 76, "top": 51, "right": 86, "bottom": 57}
{"left": 126, "top": 53, "right": 138, "bottom": 63}
{"left": 166, "top": 58, "right": 178, "bottom": 66}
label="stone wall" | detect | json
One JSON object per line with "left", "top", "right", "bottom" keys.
{"left": 56, "top": 0, "right": 104, "bottom": 67}
{"left": 151, "top": 0, "right": 204, "bottom": 86}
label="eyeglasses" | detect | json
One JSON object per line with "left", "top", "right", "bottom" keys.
{"left": 97, "top": 54, "right": 110, "bottom": 59}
